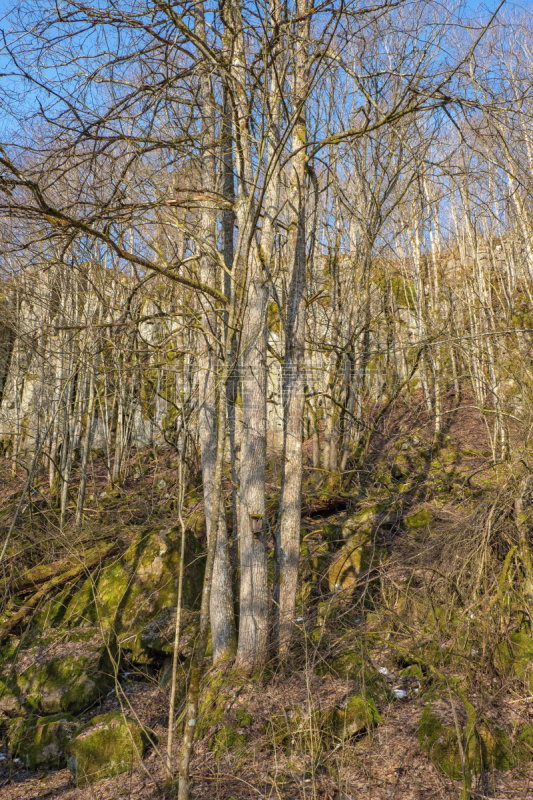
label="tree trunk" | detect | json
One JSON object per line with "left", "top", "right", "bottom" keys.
{"left": 195, "top": 3, "right": 236, "bottom": 665}
{"left": 275, "top": 0, "right": 310, "bottom": 658}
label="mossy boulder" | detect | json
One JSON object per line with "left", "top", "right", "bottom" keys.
{"left": 8, "top": 713, "right": 80, "bottom": 769}
{"left": 327, "top": 532, "right": 382, "bottom": 596}
{"left": 418, "top": 702, "right": 515, "bottom": 780}
{"left": 0, "top": 637, "right": 24, "bottom": 716}
{"left": 52, "top": 527, "right": 204, "bottom": 661}
{"left": 404, "top": 509, "right": 434, "bottom": 530}
{"left": 332, "top": 695, "right": 382, "bottom": 740}
{"left": 495, "top": 632, "right": 533, "bottom": 692}
{"left": 0, "top": 628, "right": 114, "bottom": 718}
{"left": 341, "top": 504, "right": 391, "bottom": 540}
{"left": 66, "top": 711, "right": 148, "bottom": 786}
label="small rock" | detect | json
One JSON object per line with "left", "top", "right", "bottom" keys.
{"left": 333, "top": 695, "right": 382, "bottom": 740}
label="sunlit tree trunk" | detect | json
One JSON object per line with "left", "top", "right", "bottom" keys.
{"left": 275, "top": 0, "right": 310, "bottom": 657}
{"left": 195, "top": 4, "right": 236, "bottom": 664}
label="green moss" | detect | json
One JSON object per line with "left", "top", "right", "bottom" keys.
{"left": 61, "top": 527, "right": 204, "bottom": 658}
{"left": 9, "top": 713, "right": 80, "bottom": 770}
{"left": 0, "top": 629, "right": 114, "bottom": 717}
{"left": 211, "top": 725, "right": 248, "bottom": 758}
{"left": 327, "top": 533, "right": 383, "bottom": 596}
{"left": 66, "top": 711, "right": 147, "bottom": 787}
{"left": 196, "top": 672, "right": 235, "bottom": 739}
{"left": 332, "top": 695, "right": 382, "bottom": 740}
{"left": 418, "top": 705, "right": 515, "bottom": 780}
{"left": 518, "top": 725, "right": 533, "bottom": 763}
{"left": 404, "top": 509, "right": 434, "bottom": 529}
{"left": 236, "top": 707, "right": 253, "bottom": 727}
{"left": 399, "top": 664, "right": 424, "bottom": 680}
{"left": 495, "top": 632, "right": 533, "bottom": 691}
{"left": 419, "top": 706, "right": 474, "bottom": 780}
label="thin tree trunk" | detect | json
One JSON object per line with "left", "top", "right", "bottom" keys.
{"left": 178, "top": 365, "right": 227, "bottom": 800}
{"left": 75, "top": 370, "right": 96, "bottom": 528}
{"left": 195, "top": 4, "right": 236, "bottom": 664}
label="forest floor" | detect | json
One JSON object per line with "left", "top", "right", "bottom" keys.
{"left": 1, "top": 391, "right": 533, "bottom": 798}
{"left": 1, "top": 674, "right": 533, "bottom": 800}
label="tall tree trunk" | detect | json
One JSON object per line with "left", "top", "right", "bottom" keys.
{"left": 178, "top": 364, "right": 228, "bottom": 800}
{"left": 275, "top": 0, "right": 310, "bottom": 658}
{"left": 222, "top": 86, "right": 240, "bottom": 570}
{"left": 228, "top": 0, "right": 270, "bottom": 674}
{"left": 195, "top": 4, "right": 236, "bottom": 665}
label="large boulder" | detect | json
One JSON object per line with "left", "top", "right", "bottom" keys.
{"left": 140, "top": 606, "right": 198, "bottom": 658}
{"left": 66, "top": 711, "right": 148, "bottom": 786}
{"left": 8, "top": 713, "right": 80, "bottom": 770}
{"left": 40, "top": 526, "right": 204, "bottom": 662}
{"left": 0, "top": 628, "right": 114, "bottom": 718}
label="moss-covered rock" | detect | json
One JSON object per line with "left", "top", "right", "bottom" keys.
{"left": 418, "top": 702, "right": 515, "bottom": 780}
{"left": 8, "top": 713, "right": 80, "bottom": 769}
{"left": 341, "top": 504, "right": 391, "bottom": 540}
{"left": 0, "top": 628, "right": 114, "bottom": 717}
{"left": 0, "top": 637, "right": 24, "bottom": 716}
{"left": 327, "top": 532, "right": 382, "bottom": 596}
{"left": 66, "top": 711, "right": 147, "bottom": 786}
{"left": 49, "top": 527, "right": 205, "bottom": 662}
{"left": 140, "top": 607, "right": 198, "bottom": 658}
{"left": 404, "top": 509, "right": 434, "bottom": 529}
{"left": 332, "top": 695, "right": 382, "bottom": 740}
